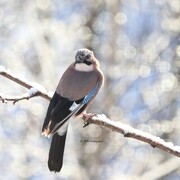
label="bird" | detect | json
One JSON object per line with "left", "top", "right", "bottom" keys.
{"left": 42, "top": 48, "right": 104, "bottom": 172}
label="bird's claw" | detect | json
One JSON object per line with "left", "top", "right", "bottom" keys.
{"left": 83, "top": 122, "right": 90, "bottom": 128}
{"left": 82, "top": 113, "right": 97, "bottom": 128}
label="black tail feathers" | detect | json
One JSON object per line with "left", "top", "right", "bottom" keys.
{"left": 48, "top": 132, "right": 67, "bottom": 172}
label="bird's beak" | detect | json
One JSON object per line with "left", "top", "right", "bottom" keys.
{"left": 80, "top": 54, "right": 86, "bottom": 61}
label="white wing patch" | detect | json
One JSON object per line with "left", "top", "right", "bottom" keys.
{"left": 57, "top": 102, "right": 82, "bottom": 136}
{"left": 69, "top": 102, "right": 79, "bottom": 111}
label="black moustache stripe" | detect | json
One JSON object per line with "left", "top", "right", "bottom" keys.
{"left": 84, "top": 60, "right": 92, "bottom": 65}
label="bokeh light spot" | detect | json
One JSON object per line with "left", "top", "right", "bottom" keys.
{"left": 114, "top": 12, "right": 127, "bottom": 25}
{"left": 139, "top": 65, "right": 151, "bottom": 78}
{"left": 161, "top": 73, "right": 177, "bottom": 92}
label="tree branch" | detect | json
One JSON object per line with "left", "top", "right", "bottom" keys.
{"left": 0, "top": 66, "right": 51, "bottom": 102}
{"left": 1, "top": 66, "right": 180, "bottom": 158}
{"left": 82, "top": 113, "right": 180, "bottom": 158}
{"left": 0, "top": 88, "right": 40, "bottom": 104}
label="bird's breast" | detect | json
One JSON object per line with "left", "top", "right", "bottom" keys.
{"left": 57, "top": 69, "right": 99, "bottom": 101}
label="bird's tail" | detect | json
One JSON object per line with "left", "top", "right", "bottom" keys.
{"left": 48, "top": 132, "right": 67, "bottom": 172}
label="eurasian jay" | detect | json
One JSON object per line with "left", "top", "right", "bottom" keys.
{"left": 42, "top": 48, "right": 104, "bottom": 172}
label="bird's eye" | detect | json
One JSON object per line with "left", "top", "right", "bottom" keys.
{"left": 86, "top": 54, "right": 91, "bottom": 59}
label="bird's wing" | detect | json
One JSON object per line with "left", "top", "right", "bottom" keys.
{"left": 50, "top": 81, "right": 100, "bottom": 135}
{"left": 42, "top": 92, "right": 73, "bottom": 136}
{"left": 42, "top": 92, "right": 61, "bottom": 132}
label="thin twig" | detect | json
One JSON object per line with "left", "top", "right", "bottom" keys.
{"left": 82, "top": 113, "right": 180, "bottom": 158}
{"left": 0, "top": 89, "right": 39, "bottom": 104}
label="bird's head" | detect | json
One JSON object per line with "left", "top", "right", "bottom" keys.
{"left": 74, "top": 48, "right": 98, "bottom": 72}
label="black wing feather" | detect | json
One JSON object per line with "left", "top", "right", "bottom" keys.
{"left": 42, "top": 92, "right": 74, "bottom": 133}
{"left": 42, "top": 92, "right": 60, "bottom": 131}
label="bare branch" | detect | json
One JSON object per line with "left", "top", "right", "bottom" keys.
{"left": 82, "top": 113, "right": 180, "bottom": 158}
{"left": 0, "top": 66, "right": 51, "bottom": 102}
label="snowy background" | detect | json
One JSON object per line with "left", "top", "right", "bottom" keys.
{"left": 0, "top": 0, "right": 180, "bottom": 179}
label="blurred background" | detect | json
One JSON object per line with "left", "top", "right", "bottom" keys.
{"left": 0, "top": 0, "right": 180, "bottom": 179}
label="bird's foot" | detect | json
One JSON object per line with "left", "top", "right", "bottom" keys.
{"left": 82, "top": 113, "right": 97, "bottom": 128}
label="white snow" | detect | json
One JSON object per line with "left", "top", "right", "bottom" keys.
{"left": 48, "top": 91, "right": 53, "bottom": 97}
{"left": 29, "top": 87, "right": 38, "bottom": 96}
{"left": 94, "top": 114, "right": 180, "bottom": 153}
{"left": 30, "top": 82, "right": 47, "bottom": 93}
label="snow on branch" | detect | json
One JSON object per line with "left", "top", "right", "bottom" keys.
{"left": 0, "top": 87, "right": 40, "bottom": 104}
{"left": 1, "top": 65, "right": 180, "bottom": 158}
{"left": 0, "top": 65, "right": 51, "bottom": 103}
{"left": 82, "top": 114, "right": 180, "bottom": 158}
